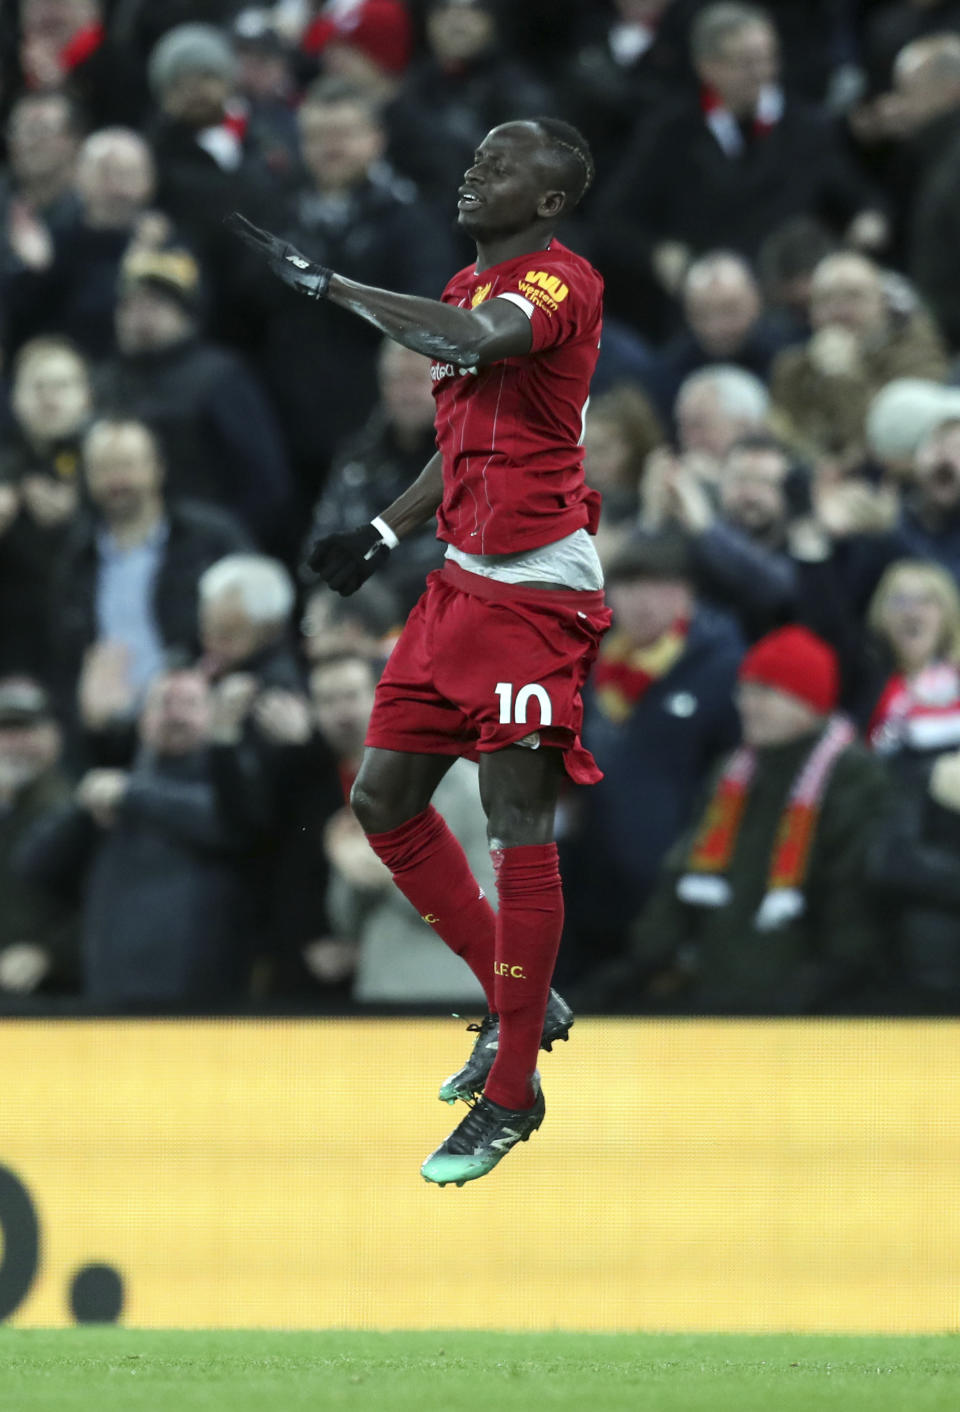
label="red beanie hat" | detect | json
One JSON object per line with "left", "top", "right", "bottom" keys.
{"left": 738, "top": 626, "right": 840, "bottom": 714}
{"left": 303, "top": 1, "right": 413, "bottom": 75}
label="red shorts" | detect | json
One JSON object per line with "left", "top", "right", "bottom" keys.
{"left": 366, "top": 560, "right": 612, "bottom": 784}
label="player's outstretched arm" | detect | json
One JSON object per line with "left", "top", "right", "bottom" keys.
{"left": 227, "top": 213, "right": 531, "bottom": 367}
{"left": 326, "top": 273, "right": 532, "bottom": 367}
{"left": 306, "top": 453, "right": 444, "bottom": 597}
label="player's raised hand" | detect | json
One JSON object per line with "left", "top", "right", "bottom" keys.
{"left": 305, "top": 523, "right": 391, "bottom": 596}
{"left": 225, "top": 212, "right": 333, "bottom": 300}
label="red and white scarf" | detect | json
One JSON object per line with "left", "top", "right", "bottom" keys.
{"left": 868, "top": 662, "right": 960, "bottom": 755}
{"left": 701, "top": 83, "right": 784, "bottom": 158}
{"left": 677, "top": 714, "right": 855, "bottom": 930}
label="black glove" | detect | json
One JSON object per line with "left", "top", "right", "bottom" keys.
{"left": 306, "top": 523, "right": 392, "bottom": 595}
{"left": 225, "top": 212, "right": 333, "bottom": 300}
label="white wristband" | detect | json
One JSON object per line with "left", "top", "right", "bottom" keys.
{"left": 370, "top": 515, "right": 399, "bottom": 550}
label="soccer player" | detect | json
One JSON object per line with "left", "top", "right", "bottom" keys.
{"left": 229, "top": 117, "right": 610, "bottom": 1186}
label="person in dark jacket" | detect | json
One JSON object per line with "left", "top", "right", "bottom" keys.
{"left": 591, "top": 2, "right": 884, "bottom": 336}
{"left": 555, "top": 0, "right": 695, "bottom": 179}
{"left": 559, "top": 530, "right": 744, "bottom": 983}
{"left": 238, "top": 76, "right": 457, "bottom": 499}
{"left": 0, "top": 335, "right": 90, "bottom": 678}
{"left": 650, "top": 251, "right": 799, "bottom": 418}
{"left": 897, "top": 417, "right": 960, "bottom": 584}
{"left": 649, "top": 431, "right": 805, "bottom": 639}
{"left": 49, "top": 415, "right": 251, "bottom": 743}
{"left": 145, "top": 22, "right": 280, "bottom": 346}
{"left": 96, "top": 242, "right": 295, "bottom": 549}
{"left": 17, "top": 666, "right": 258, "bottom": 1007}
{"left": 0, "top": 677, "right": 78, "bottom": 999}
{"left": 0, "top": 90, "right": 82, "bottom": 305}
{"left": 578, "top": 626, "right": 891, "bottom": 1014}
{"left": 4, "top": 127, "right": 159, "bottom": 360}
{"left": 305, "top": 339, "right": 443, "bottom": 614}
{"left": 384, "top": 0, "right": 556, "bottom": 211}
{"left": 868, "top": 745, "right": 960, "bottom": 1011}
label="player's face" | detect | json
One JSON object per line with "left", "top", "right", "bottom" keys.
{"left": 457, "top": 125, "right": 560, "bottom": 242}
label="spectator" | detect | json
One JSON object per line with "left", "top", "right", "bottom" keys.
{"left": 558, "top": 0, "right": 693, "bottom": 177}
{"left": 592, "top": 1, "right": 886, "bottom": 335}
{"left": 300, "top": 577, "right": 404, "bottom": 663}
{"left": 18, "top": 0, "right": 144, "bottom": 128}
{"left": 96, "top": 241, "right": 295, "bottom": 547}
{"left": 146, "top": 21, "right": 278, "bottom": 344}
{"left": 905, "top": 37, "right": 960, "bottom": 346}
{"left": 198, "top": 553, "right": 302, "bottom": 689}
{"left": 49, "top": 416, "right": 250, "bottom": 740}
{"left": 304, "top": 0, "right": 413, "bottom": 102}
{"left": 190, "top": 553, "right": 329, "bottom": 1000}
{"left": 653, "top": 431, "right": 805, "bottom": 637}
{"left": 230, "top": 11, "right": 302, "bottom": 183}
{"left": 17, "top": 667, "right": 260, "bottom": 1007}
{"left": 674, "top": 363, "right": 771, "bottom": 469}
{"left": 560, "top": 530, "right": 743, "bottom": 981}
{"left": 895, "top": 416, "right": 960, "bottom": 580}
{"left": 312, "top": 648, "right": 492, "bottom": 1005}
{"left": 0, "top": 90, "right": 81, "bottom": 248}
{"left": 0, "top": 677, "right": 77, "bottom": 998}
{"left": 865, "top": 377, "right": 960, "bottom": 482}
{"left": 756, "top": 214, "right": 835, "bottom": 338}
{"left": 854, "top": 34, "right": 960, "bottom": 266}
{"left": 868, "top": 740, "right": 960, "bottom": 1011}
{"left": 642, "top": 365, "right": 771, "bottom": 511}
{"left": 0, "top": 336, "right": 89, "bottom": 677}
{"left": 6, "top": 127, "right": 158, "bottom": 358}
{"left": 859, "top": 0, "right": 960, "bottom": 98}
{"left": 386, "top": 0, "right": 555, "bottom": 210}
{"left": 649, "top": 249, "right": 796, "bottom": 415}
{"left": 305, "top": 340, "right": 444, "bottom": 614}
{"left": 583, "top": 383, "right": 664, "bottom": 564}
{"left": 770, "top": 252, "right": 949, "bottom": 468}
{"left": 243, "top": 76, "right": 456, "bottom": 495}
{"left": 651, "top": 249, "right": 799, "bottom": 415}
{"left": 866, "top": 559, "right": 960, "bottom": 755}
{"left": 579, "top": 626, "right": 890, "bottom": 1014}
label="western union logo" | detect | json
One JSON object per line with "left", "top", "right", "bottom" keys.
{"left": 471, "top": 282, "right": 492, "bottom": 307}
{"left": 524, "top": 271, "right": 569, "bottom": 301}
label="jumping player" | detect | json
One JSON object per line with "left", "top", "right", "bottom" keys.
{"left": 229, "top": 117, "right": 610, "bottom": 1186}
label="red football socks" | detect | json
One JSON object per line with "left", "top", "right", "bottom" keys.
{"left": 484, "top": 843, "right": 564, "bottom": 1112}
{"left": 365, "top": 806, "right": 497, "bottom": 1010}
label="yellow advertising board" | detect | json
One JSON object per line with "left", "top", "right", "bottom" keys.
{"left": 1, "top": 1018, "right": 959, "bottom": 1332}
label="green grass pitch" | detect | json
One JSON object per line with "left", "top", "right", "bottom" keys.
{"left": 1, "top": 1330, "right": 959, "bottom": 1411}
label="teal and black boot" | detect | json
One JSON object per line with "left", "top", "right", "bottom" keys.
{"left": 438, "top": 989, "right": 573, "bottom": 1104}
{"left": 421, "top": 1083, "right": 546, "bottom": 1187}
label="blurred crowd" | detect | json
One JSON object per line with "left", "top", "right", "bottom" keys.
{"left": 4, "top": 0, "right": 960, "bottom": 1016}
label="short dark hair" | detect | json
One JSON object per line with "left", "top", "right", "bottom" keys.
{"left": 82, "top": 415, "right": 164, "bottom": 468}
{"left": 531, "top": 117, "right": 595, "bottom": 209}
{"left": 757, "top": 216, "right": 836, "bottom": 290}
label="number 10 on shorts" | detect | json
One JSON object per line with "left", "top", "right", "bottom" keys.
{"left": 495, "top": 681, "right": 553, "bottom": 725}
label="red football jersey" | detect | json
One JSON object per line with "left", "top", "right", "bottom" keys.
{"left": 431, "top": 239, "right": 604, "bottom": 556}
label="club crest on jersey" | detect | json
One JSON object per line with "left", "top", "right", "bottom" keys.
{"left": 518, "top": 270, "right": 569, "bottom": 312}
{"left": 471, "top": 281, "right": 493, "bottom": 307}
